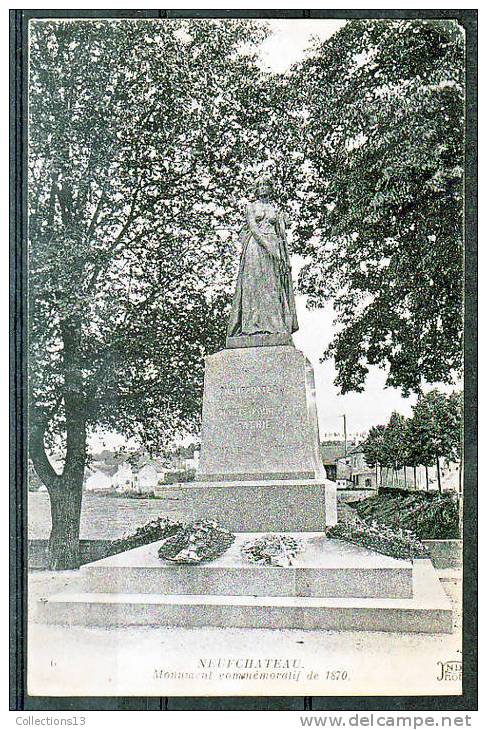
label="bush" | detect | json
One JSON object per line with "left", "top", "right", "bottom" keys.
{"left": 349, "top": 491, "right": 460, "bottom": 539}
{"left": 327, "top": 518, "right": 428, "bottom": 561}
{"left": 163, "top": 469, "right": 195, "bottom": 484}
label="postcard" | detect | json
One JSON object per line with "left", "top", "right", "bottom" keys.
{"left": 15, "top": 12, "right": 472, "bottom": 700}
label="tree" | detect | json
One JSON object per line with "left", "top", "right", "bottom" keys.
{"left": 403, "top": 417, "right": 424, "bottom": 490}
{"left": 382, "top": 412, "right": 408, "bottom": 487}
{"left": 290, "top": 19, "right": 464, "bottom": 396}
{"left": 409, "top": 390, "right": 462, "bottom": 492}
{"left": 28, "top": 18, "right": 281, "bottom": 568}
{"left": 362, "top": 424, "right": 386, "bottom": 487}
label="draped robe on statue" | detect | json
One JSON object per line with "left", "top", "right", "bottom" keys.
{"left": 226, "top": 204, "right": 298, "bottom": 339}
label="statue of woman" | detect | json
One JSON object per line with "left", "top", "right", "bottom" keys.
{"left": 226, "top": 177, "right": 298, "bottom": 345}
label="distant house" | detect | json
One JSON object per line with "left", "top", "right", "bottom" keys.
{"left": 135, "top": 462, "right": 159, "bottom": 492}
{"left": 83, "top": 445, "right": 202, "bottom": 495}
{"left": 335, "top": 445, "right": 377, "bottom": 491}
{"left": 169, "top": 444, "right": 200, "bottom": 473}
{"left": 111, "top": 462, "right": 134, "bottom": 492}
{"left": 85, "top": 470, "right": 112, "bottom": 492}
{"left": 156, "top": 444, "right": 200, "bottom": 484}
{"left": 184, "top": 447, "right": 200, "bottom": 472}
{"left": 320, "top": 441, "right": 347, "bottom": 481}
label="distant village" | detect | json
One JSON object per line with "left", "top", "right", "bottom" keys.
{"left": 29, "top": 444, "right": 200, "bottom": 497}
{"left": 322, "top": 441, "right": 460, "bottom": 494}
{"left": 30, "top": 432, "right": 460, "bottom": 498}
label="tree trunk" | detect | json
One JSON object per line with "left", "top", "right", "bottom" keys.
{"left": 436, "top": 454, "right": 442, "bottom": 494}
{"left": 403, "top": 465, "right": 407, "bottom": 489}
{"left": 47, "top": 480, "right": 83, "bottom": 569}
{"left": 413, "top": 466, "right": 417, "bottom": 491}
{"left": 48, "top": 388, "right": 87, "bottom": 569}
{"left": 425, "top": 465, "right": 429, "bottom": 491}
{"left": 30, "top": 408, "right": 86, "bottom": 570}
{"left": 30, "top": 321, "right": 87, "bottom": 570}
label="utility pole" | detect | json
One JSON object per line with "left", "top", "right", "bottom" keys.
{"left": 342, "top": 414, "right": 347, "bottom": 457}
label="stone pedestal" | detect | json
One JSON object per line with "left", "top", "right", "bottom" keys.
{"left": 198, "top": 345, "right": 325, "bottom": 482}
{"left": 182, "top": 344, "right": 337, "bottom": 530}
{"left": 154, "top": 479, "right": 336, "bottom": 532}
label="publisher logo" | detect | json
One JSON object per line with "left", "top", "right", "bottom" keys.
{"left": 437, "top": 660, "right": 462, "bottom": 681}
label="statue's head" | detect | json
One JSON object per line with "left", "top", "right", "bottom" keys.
{"left": 253, "top": 175, "right": 273, "bottom": 200}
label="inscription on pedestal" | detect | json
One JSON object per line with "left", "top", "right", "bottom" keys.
{"left": 198, "top": 346, "right": 324, "bottom": 482}
{"left": 221, "top": 384, "right": 282, "bottom": 396}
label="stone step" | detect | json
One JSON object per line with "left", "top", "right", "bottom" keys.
{"left": 36, "top": 562, "right": 452, "bottom": 633}
{"left": 80, "top": 534, "right": 413, "bottom": 599}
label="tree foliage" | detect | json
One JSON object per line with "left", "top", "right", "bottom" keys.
{"left": 408, "top": 390, "right": 462, "bottom": 464}
{"left": 362, "top": 424, "right": 386, "bottom": 469}
{"left": 28, "top": 18, "right": 281, "bottom": 566}
{"left": 29, "top": 19, "right": 278, "bottom": 448}
{"left": 290, "top": 19, "right": 464, "bottom": 395}
{"left": 363, "top": 390, "right": 462, "bottom": 491}
{"left": 28, "top": 17, "right": 466, "bottom": 565}
{"left": 382, "top": 412, "right": 408, "bottom": 473}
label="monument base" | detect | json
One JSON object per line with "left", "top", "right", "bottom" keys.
{"left": 36, "top": 534, "right": 453, "bottom": 634}
{"left": 154, "top": 478, "right": 338, "bottom": 532}
{"left": 80, "top": 533, "right": 413, "bottom": 599}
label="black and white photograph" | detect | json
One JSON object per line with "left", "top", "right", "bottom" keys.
{"left": 10, "top": 8, "right": 476, "bottom": 706}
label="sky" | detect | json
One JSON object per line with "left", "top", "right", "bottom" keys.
{"left": 253, "top": 19, "right": 346, "bottom": 73}
{"left": 292, "top": 288, "right": 416, "bottom": 437}
{"left": 92, "top": 18, "right": 438, "bottom": 451}
{"left": 254, "top": 19, "right": 419, "bottom": 437}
